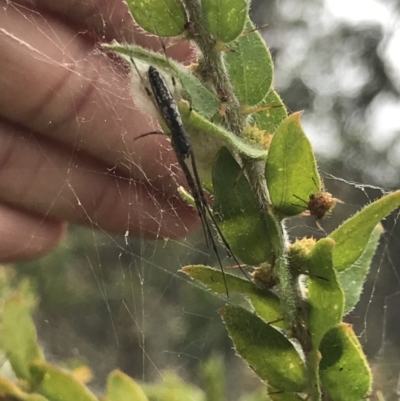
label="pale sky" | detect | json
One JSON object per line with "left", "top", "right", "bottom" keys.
{"left": 326, "top": 0, "right": 392, "bottom": 24}
{"left": 303, "top": 0, "right": 400, "bottom": 171}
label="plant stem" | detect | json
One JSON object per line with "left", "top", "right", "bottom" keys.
{"left": 307, "top": 348, "right": 322, "bottom": 401}
{"left": 244, "top": 160, "right": 295, "bottom": 325}
{"left": 182, "top": 0, "right": 297, "bottom": 327}
{"left": 181, "top": 0, "right": 244, "bottom": 133}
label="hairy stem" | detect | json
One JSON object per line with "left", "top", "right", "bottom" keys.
{"left": 182, "top": 0, "right": 297, "bottom": 327}
{"left": 182, "top": 0, "right": 244, "bottom": 133}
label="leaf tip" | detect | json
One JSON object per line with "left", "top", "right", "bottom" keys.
{"left": 376, "top": 222, "right": 385, "bottom": 234}
{"left": 290, "top": 111, "right": 304, "bottom": 122}
{"left": 180, "top": 266, "right": 189, "bottom": 274}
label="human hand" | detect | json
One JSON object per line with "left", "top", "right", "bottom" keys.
{"left": 0, "top": 0, "right": 198, "bottom": 262}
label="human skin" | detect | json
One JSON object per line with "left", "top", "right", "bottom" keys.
{"left": 0, "top": 0, "right": 198, "bottom": 262}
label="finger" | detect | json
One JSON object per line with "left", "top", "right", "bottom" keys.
{"left": 0, "top": 203, "right": 66, "bottom": 263}
{"left": 19, "top": 0, "right": 141, "bottom": 44}
{"left": 12, "top": 0, "right": 195, "bottom": 63}
{"left": 0, "top": 4, "right": 182, "bottom": 192}
{"left": 0, "top": 120, "right": 199, "bottom": 240}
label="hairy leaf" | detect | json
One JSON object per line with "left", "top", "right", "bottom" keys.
{"left": 181, "top": 265, "right": 284, "bottom": 328}
{"left": 221, "top": 306, "right": 306, "bottom": 392}
{"left": 329, "top": 191, "right": 400, "bottom": 271}
{"left": 125, "top": 0, "right": 186, "bottom": 36}
{"left": 307, "top": 239, "right": 344, "bottom": 348}
{"left": 107, "top": 370, "right": 148, "bottom": 401}
{"left": 226, "top": 19, "right": 273, "bottom": 106}
{"left": 30, "top": 361, "right": 98, "bottom": 401}
{"left": 213, "top": 147, "right": 275, "bottom": 264}
{"left": 319, "top": 324, "right": 371, "bottom": 401}
{"left": 266, "top": 113, "right": 320, "bottom": 217}
{"left": 202, "top": 0, "right": 249, "bottom": 43}
{"left": 2, "top": 295, "right": 44, "bottom": 383}
{"left": 338, "top": 224, "right": 383, "bottom": 313}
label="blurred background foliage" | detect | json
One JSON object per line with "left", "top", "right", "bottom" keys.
{"left": 4, "top": 0, "right": 400, "bottom": 399}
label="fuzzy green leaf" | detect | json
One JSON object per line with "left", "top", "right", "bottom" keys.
{"left": 265, "top": 113, "right": 320, "bottom": 217}
{"left": 319, "top": 324, "right": 371, "bottom": 401}
{"left": 248, "top": 291, "right": 285, "bottom": 330}
{"left": 30, "top": 361, "right": 98, "bottom": 401}
{"left": 1, "top": 295, "right": 44, "bottom": 382}
{"left": 329, "top": 190, "right": 400, "bottom": 272}
{"left": 102, "top": 43, "right": 220, "bottom": 119}
{"left": 202, "top": 0, "right": 249, "bottom": 43}
{"left": 199, "top": 357, "right": 225, "bottom": 401}
{"left": 338, "top": 224, "right": 383, "bottom": 314}
{"left": 225, "top": 19, "right": 273, "bottom": 106}
{"left": 177, "top": 104, "right": 268, "bottom": 188}
{"left": 213, "top": 147, "right": 275, "bottom": 264}
{"left": 125, "top": 0, "right": 186, "bottom": 37}
{"left": 251, "top": 90, "right": 288, "bottom": 135}
{"left": 221, "top": 306, "right": 306, "bottom": 392}
{"left": 181, "top": 264, "right": 253, "bottom": 294}
{"left": 307, "top": 239, "right": 344, "bottom": 348}
{"left": 141, "top": 372, "right": 205, "bottom": 401}
{"left": 182, "top": 103, "right": 268, "bottom": 155}
{"left": 26, "top": 395, "right": 50, "bottom": 401}
{"left": 176, "top": 70, "right": 220, "bottom": 118}
{"left": 181, "top": 265, "right": 284, "bottom": 328}
{"left": 107, "top": 370, "right": 148, "bottom": 401}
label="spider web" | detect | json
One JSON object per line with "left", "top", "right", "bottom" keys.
{"left": 1, "top": 0, "right": 400, "bottom": 399}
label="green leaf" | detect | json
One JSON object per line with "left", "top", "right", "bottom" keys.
{"left": 176, "top": 70, "right": 221, "bottom": 118}
{"left": 319, "top": 324, "right": 371, "bottom": 401}
{"left": 25, "top": 394, "right": 49, "bottom": 401}
{"left": 102, "top": 43, "right": 220, "bottom": 119}
{"left": 338, "top": 224, "right": 383, "bottom": 314}
{"left": 199, "top": 357, "right": 225, "bottom": 401}
{"left": 107, "top": 370, "right": 148, "bottom": 401}
{"left": 181, "top": 265, "right": 284, "bottom": 328}
{"left": 117, "top": 98, "right": 265, "bottom": 189}
{"left": 30, "top": 361, "right": 98, "bottom": 401}
{"left": 240, "top": 90, "right": 287, "bottom": 152}
{"left": 307, "top": 239, "right": 344, "bottom": 348}
{"left": 225, "top": 19, "right": 273, "bottom": 106}
{"left": 181, "top": 103, "right": 268, "bottom": 160}
{"left": 265, "top": 113, "right": 320, "bottom": 217}
{"left": 25, "top": 395, "right": 49, "bottom": 401}
{"left": 202, "top": 0, "right": 249, "bottom": 43}
{"left": 1, "top": 295, "right": 44, "bottom": 382}
{"left": 141, "top": 372, "right": 205, "bottom": 401}
{"left": 125, "top": 0, "right": 186, "bottom": 36}
{"left": 248, "top": 290, "right": 285, "bottom": 330}
{"left": 251, "top": 90, "right": 288, "bottom": 135}
{"left": 329, "top": 191, "right": 400, "bottom": 271}
{"left": 220, "top": 306, "right": 306, "bottom": 392}
{"left": 181, "top": 264, "right": 255, "bottom": 294}
{"left": 213, "top": 147, "right": 275, "bottom": 264}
